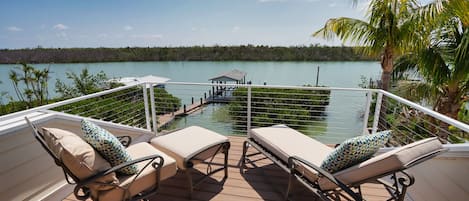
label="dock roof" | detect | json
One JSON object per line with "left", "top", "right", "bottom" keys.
{"left": 209, "top": 69, "right": 247, "bottom": 82}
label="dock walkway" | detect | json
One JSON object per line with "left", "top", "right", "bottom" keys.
{"left": 157, "top": 99, "right": 208, "bottom": 129}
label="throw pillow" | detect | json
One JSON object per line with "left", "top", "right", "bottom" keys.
{"left": 81, "top": 119, "right": 138, "bottom": 175}
{"left": 41, "top": 127, "right": 119, "bottom": 190}
{"left": 320, "top": 130, "right": 392, "bottom": 173}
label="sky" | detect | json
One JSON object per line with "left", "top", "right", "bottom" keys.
{"left": 0, "top": 0, "right": 372, "bottom": 49}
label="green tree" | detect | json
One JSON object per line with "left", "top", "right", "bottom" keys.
{"left": 9, "top": 70, "right": 24, "bottom": 102}
{"left": 55, "top": 68, "right": 109, "bottom": 98}
{"left": 8, "top": 63, "right": 50, "bottom": 107}
{"left": 314, "top": 0, "right": 422, "bottom": 130}
{"left": 392, "top": 0, "right": 469, "bottom": 140}
{"left": 313, "top": 0, "right": 420, "bottom": 91}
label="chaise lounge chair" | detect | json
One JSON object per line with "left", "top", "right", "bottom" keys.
{"left": 28, "top": 116, "right": 230, "bottom": 200}
{"left": 241, "top": 125, "right": 446, "bottom": 201}
{"left": 27, "top": 117, "right": 178, "bottom": 201}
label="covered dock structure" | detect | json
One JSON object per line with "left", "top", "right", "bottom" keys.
{"left": 209, "top": 69, "right": 247, "bottom": 85}
{"left": 209, "top": 69, "right": 247, "bottom": 99}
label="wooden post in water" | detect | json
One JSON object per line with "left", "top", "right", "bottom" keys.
{"left": 183, "top": 105, "right": 187, "bottom": 113}
{"left": 315, "top": 66, "right": 320, "bottom": 87}
{"left": 200, "top": 98, "right": 203, "bottom": 105}
{"left": 191, "top": 97, "right": 194, "bottom": 104}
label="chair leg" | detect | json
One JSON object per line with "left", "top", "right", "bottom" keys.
{"left": 224, "top": 144, "right": 229, "bottom": 179}
{"left": 285, "top": 173, "right": 294, "bottom": 201}
{"left": 241, "top": 141, "right": 249, "bottom": 172}
{"left": 185, "top": 169, "right": 193, "bottom": 199}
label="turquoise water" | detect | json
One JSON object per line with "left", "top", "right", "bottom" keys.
{"left": 0, "top": 61, "right": 381, "bottom": 143}
{"left": 0, "top": 61, "right": 381, "bottom": 97}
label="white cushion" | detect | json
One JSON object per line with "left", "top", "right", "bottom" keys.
{"left": 41, "top": 127, "right": 118, "bottom": 191}
{"left": 150, "top": 126, "right": 229, "bottom": 169}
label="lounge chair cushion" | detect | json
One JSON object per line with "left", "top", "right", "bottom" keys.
{"left": 250, "top": 125, "right": 333, "bottom": 181}
{"left": 41, "top": 127, "right": 118, "bottom": 191}
{"left": 319, "top": 137, "right": 443, "bottom": 190}
{"left": 81, "top": 119, "right": 138, "bottom": 175}
{"left": 150, "top": 126, "right": 229, "bottom": 170}
{"left": 97, "top": 142, "right": 177, "bottom": 201}
{"left": 320, "top": 130, "right": 392, "bottom": 173}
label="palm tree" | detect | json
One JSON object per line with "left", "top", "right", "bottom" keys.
{"left": 313, "top": 0, "right": 420, "bottom": 91}
{"left": 393, "top": 0, "right": 469, "bottom": 140}
{"left": 9, "top": 70, "right": 24, "bottom": 102}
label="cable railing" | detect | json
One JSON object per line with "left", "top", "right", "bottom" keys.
{"left": 2, "top": 81, "right": 468, "bottom": 145}
{"left": 51, "top": 85, "right": 149, "bottom": 129}
{"left": 376, "top": 91, "right": 468, "bottom": 145}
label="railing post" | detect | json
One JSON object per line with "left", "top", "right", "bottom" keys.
{"left": 149, "top": 84, "right": 158, "bottom": 135}
{"left": 372, "top": 92, "right": 383, "bottom": 134}
{"left": 362, "top": 91, "right": 373, "bottom": 135}
{"left": 142, "top": 84, "right": 151, "bottom": 131}
{"left": 247, "top": 86, "right": 252, "bottom": 136}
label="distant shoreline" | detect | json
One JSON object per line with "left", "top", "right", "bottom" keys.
{"left": 0, "top": 46, "right": 377, "bottom": 64}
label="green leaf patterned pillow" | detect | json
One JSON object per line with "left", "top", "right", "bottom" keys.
{"left": 320, "top": 130, "right": 392, "bottom": 173}
{"left": 81, "top": 119, "right": 138, "bottom": 175}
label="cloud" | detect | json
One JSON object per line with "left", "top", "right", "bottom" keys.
{"left": 124, "top": 25, "right": 133, "bottom": 31}
{"left": 53, "top": 24, "right": 68, "bottom": 30}
{"left": 7, "top": 26, "right": 22, "bottom": 32}
{"left": 232, "top": 26, "right": 240, "bottom": 32}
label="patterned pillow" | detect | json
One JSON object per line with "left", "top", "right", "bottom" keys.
{"left": 320, "top": 130, "right": 392, "bottom": 173}
{"left": 81, "top": 119, "right": 138, "bottom": 175}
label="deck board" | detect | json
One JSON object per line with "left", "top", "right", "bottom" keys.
{"left": 66, "top": 136, "right": 389, "bottom": 201}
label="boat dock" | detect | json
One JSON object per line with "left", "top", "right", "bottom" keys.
{"left": 157, "top": 98, "right": 208, "bottom": 129}
{"left": 157, "top": 69, "right": 246, "bottom": 129}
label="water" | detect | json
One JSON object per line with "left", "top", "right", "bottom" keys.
{"left": 0, "top": 61, "right": 381, "bottom": 143}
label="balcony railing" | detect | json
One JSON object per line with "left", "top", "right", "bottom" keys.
{"left": 1, "top": 82, "right": 467, "bottom": 145}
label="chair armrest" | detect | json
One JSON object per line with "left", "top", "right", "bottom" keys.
{"left": 116, "top": 136, "right": 132, "bottom": 147}
{"left": 287, "top": 156, "right": 362, "bottom": 201}
{"left": 74, "top": 154, "right": 164, "bottom": 199}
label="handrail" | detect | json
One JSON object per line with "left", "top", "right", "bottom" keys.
{"left": 0, "top": 83, "right": 142, "bottom": 121}
{"left": 165, "top": 81, "right": 377, "bottom": 92}
{"left": 379, "top": 90, "right": 469, "bottom": 133}
{"left": 1, "top": 81, "right": 468, "bottom": 145}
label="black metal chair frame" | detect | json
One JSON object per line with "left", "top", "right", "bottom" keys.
{"left": 241, "top": 137, "right": 446, "bottom": 201}
{"left": 182, "top": 141, "right": 231, "bottom": 198}
{"left": 26, "top": 117, "right": 165, "bottom": 201}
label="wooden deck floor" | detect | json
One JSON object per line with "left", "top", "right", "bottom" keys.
{"left": 66, "top": 136, "right": 389, "bottom": 201}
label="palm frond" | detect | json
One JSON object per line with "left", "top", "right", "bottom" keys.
{"left": 393, "top": 53, "right": 418, "bottom": 80}
{"left": 453, "top": 27, "right": 469, "bottom": 80}
{"left": 415, "top": 47, "right": 450, "bottom": 86}
{"left": 313, "top": 17, "right": 380, "bottom": 55}
{"left": 393, "top": 80, "right": 437, "bottom": 105}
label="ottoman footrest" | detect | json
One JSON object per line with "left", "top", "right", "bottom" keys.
{"left": 150, "top": 126, "right": 230, "bottom": 198}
